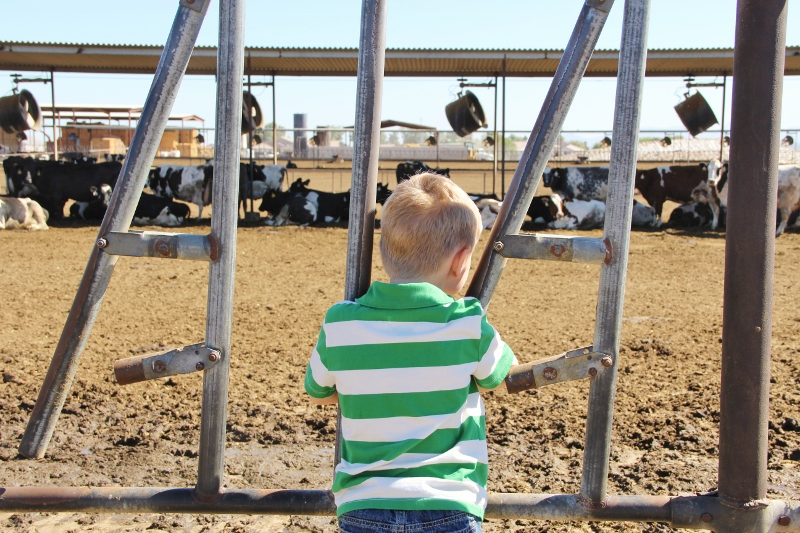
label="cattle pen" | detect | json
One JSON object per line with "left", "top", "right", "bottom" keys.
{"left": 1, "top": 1, "right": 800, "bottom": 533}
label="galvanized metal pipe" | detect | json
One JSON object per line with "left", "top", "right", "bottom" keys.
{"left": 196, "top": 0, "right": 246, "bottom": 500}
{"left": 581, "top": 0, "right": 651, "bottom": 506}
{"left": 100, "top": 231, "right": 216, "bottom": 261}
{"left": 718, "top": 0, "right": 787, "bottom": 508}
{"left": 335, "top": 0, "right": 387, "bottom": 468}
{"left": 18, "top": 0, "right": 210, "bottom": 459}
{"left": 2, "top": 487, "right": 797, "bottom": 530}
{"left": 467, "top": 0, "right": 614, "bottom": 307}
{"left": 494, "top": 234, "right": 611, "bottom": 265}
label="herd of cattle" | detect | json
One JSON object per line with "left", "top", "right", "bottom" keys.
{"left": 2, "top": 155, "right": 800, "bottom": 237}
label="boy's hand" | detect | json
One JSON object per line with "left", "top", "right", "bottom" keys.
{"left": 309, "top": 392, "right": 339, "bottom": 405}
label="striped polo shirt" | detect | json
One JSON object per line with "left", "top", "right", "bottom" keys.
{"left": 304, "top": 281, "right": 516, "bottom": 518}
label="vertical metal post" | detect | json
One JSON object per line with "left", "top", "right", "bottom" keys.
{"left": 580, "top": 0, "right": 651, "bottom": 507}
{"left": 719, "top": 73, "right": 727, "bottom": 162}
{"left": 195, "top": 0, "right": 245, "bottom": 500}
{"left": 247, "top": 54, "right": 254, "bottom": 215}
{"left": 19, "top": 0, "right": 210, "bottom": 459}
{"left": 501, "top": 57, "right": 506, "bottom": 200}
{"left": 272, "top": 74, "right": 277, "bottom": 165}
{"left": 436, "top": 131, "right": 440, "bottom": 168}
{"left": 49, "top": 70, "right": 58, "bottom": 160}
{"left": 335, "top": 0, "right": 387, "bottom": 468}
{"left": 467, "top": 0, "right": 614, "bottom": 306}
{"left": 718, "top": 0, "right": 786, "bottom": 509}
{"left": 493, "top": 75, "right": 498, "bottom": 196}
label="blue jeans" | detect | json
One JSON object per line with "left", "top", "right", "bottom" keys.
{"left": 338, "top": 509, "right": 481, "bottom": 533}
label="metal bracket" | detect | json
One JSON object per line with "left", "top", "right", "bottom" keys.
{"left": 179, "top": 0, "right": 207, "bottom": 14}
{"left": 585, "top": 0, "right": 615, "bottom": 14}
{"left": 505, "top": 346, "right": 613, "bottom": 394}
{"left": 98, "top": 231, "right": 217, "bottom": 261}
{"left": 114, "top": 343, "right": 221, "bottom": 385}
{"left": 494, "top": 234, "right": 612, "bottom": 265}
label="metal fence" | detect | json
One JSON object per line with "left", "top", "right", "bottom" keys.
{"left": 4, "top": 126, "right": 798, "bottom": 165}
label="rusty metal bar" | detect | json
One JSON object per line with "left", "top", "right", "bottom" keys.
{"left": 467, "top": 0, "right": 614, "bottom": 307}
{"left": 1, "top": 487, "right": 797, "bottom": 530}
{"left": 19, "top": 0, "right": 211, "bottom": 459}
{"left": 99, "top": 231, "right": 216, "bottom": 261}
{"left": 505, "top": 346, "right": 612, "bottom": 394}
{"left": 494, "top": 234, "right": 611, "bottom": 264}
{"left": 113, "top": 343, "right": 220, "bottom": 386}
{"left": 195, "top": 0, "right": 246, "bottom": 501}
{"left": 718, "top": 0, "right": 787, "bottom": 509}
{"left": 581, "top": 0, "right": 651, "bottom": 506}
{"left": 335, "top": 0, "right": 387, "bottom": 468}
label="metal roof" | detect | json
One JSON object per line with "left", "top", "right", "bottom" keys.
{"left": 2, "top": 41, "right": 799, "bottom": 77}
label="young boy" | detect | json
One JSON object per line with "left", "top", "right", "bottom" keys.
{"left": 304, "top": 173, "right": 516, "bottom": 533}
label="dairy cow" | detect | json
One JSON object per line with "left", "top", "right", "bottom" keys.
{"left": 706, "top": 161, "right": 800, "bottom": 236}
{"left": 634, "top": 164, "right": 711, "bottom": 228}
{"left": 547, "top": 196, "right": 606, "bottom": 230}
{"left": 133, "top": 193, "right": 191, "bottom": 227}
{"left": 395, "top": 161, "right": 450, "bottom": 184}
{"left": 69, "top": 184, "right": 113, "bottom": 220}
{"left": 543, "top": 166, "right": 609, "bottom": 201}
{"left": 0, "top": 196, "right": 49, "bottom": 230}
{"left": 148, "top": 164, "right": 211, "bottom": 220}
{"left": 669, "top": 202, "right": 715, "bottom": 227}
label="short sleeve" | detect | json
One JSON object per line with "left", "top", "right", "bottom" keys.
{"left": 473, "top": 312, "right": 517, "bottom": 390}
{"left": 304, "top": 326, "right": 337, "bottom": 399}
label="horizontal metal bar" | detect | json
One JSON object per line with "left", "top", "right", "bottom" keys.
{"left": 1, "top": 488, "right": 797, "bottom": 530}
{"left": 114, "top": 343, "right": 220, "bottom": 385}
{"left": 495, "top": 234, "right": 612, "bottom": 265}
{"left": 506, "top": 346, "right": 612, "bottom": 393}
{"left": 98, "top": 231, "right": 217, "bottom": 261}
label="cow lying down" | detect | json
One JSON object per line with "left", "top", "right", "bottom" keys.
{"left": 0, "top": 197, "right": 49, "bottom": 230}
{"left": 70, "top": 185, "right": 190, "bottom": 227}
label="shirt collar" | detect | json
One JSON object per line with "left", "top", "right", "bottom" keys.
{"left": 356, "top": 281, "right": 456, "bottom": 309}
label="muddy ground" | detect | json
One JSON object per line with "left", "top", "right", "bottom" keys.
{"left": 1, "top": 222, "right": 799, "bottom": 533}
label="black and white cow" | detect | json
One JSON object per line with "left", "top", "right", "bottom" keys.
{"left": 69, "top": 184, "right": 113, "bottom": 220}
{"left": 632, "top": 200, "right": 657, "bottom": 227}
{"left": 707, "top": 160, "right": 800, "bottom": 236}
{"left": 24, "top": 160, "right": 122, "bottom": 219}
{"left": 3, "top": 156, "right": 41, "bottom": 198}
{"left": 668, "top": 202, "right": 715, "bottom": 227}
{"left": 286, "top": 179, "right": 351, "bottom": 225}
{"left": 634, "top": 164, "right": 712, "bottom": 228}
{"left": 133, "top": 193, "right": 191, "bottom": 227}
{"left": 547, "top": 196, "right": 606, "bottom": 230}
{"left": 148, "top": 164, "right": 211, "bottom": 220}
{"left": 376, "top": 182, "right": 393, "bottom": 205}
{"left": 527, "top": 195, "right": 560, "bottom": 226}
{"left": 259, "top": 178, "right": 350, "bottom": 226}
{"left": 395, "top": 161, "right": 450, "bottom": 184}
{"left": 543, "top": 166, "right": 609, "bottom": 201}
{"left": 0, "top": 196, "right": 49, "bottom": 230}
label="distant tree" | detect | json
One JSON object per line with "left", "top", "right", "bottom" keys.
{"left": 402, "top": 131, "right": 427, "bottom": 145}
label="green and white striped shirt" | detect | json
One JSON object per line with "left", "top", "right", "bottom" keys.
{"left": 304, "top": 281, "right": 516, "bottom": 518}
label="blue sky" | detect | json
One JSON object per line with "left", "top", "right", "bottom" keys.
{"left": 3, "top": 0, "right": 799, "bottom": 142}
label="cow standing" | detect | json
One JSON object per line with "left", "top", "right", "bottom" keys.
{"left": 395, "top": 161, "right": 450, "bottom": 184}
{"left": 148, "top": 164, "right": 211, "bottom": 220}
{"left": 634, "top": 163, "right": 711, "bottom": 228}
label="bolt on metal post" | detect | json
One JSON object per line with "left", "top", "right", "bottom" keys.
{"left": 19, "top": 0, "right": 210, "bottom": 459}
{"left": 580, "top": 0, "right": 651, "bottom": 506}
{"left": 195, "top": 0, "right": 245, "bottom": 500}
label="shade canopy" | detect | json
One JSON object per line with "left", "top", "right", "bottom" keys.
{"left": 2, "top": 41, "right": 799, "bottom": 77}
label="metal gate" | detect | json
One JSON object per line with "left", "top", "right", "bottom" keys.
{"left": 1, "top": 0, "right": 796, "bottom": 531}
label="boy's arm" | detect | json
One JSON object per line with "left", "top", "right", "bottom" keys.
{"left": 473, "top": 312, "right": 517, "bottom": 393}
{"left": 304, "top": 326, "right": 338, "bottom": 404}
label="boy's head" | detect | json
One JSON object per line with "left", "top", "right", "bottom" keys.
{"left": 379, "top": 173, "right": 482, "bottom": 289}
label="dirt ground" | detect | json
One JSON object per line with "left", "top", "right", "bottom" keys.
{"left": 1, "top": 221, "right": 800, "bottom": 533}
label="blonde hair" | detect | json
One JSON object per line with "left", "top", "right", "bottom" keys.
{"left": 380, "top": 173, "right": 481, "bottom": 280}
